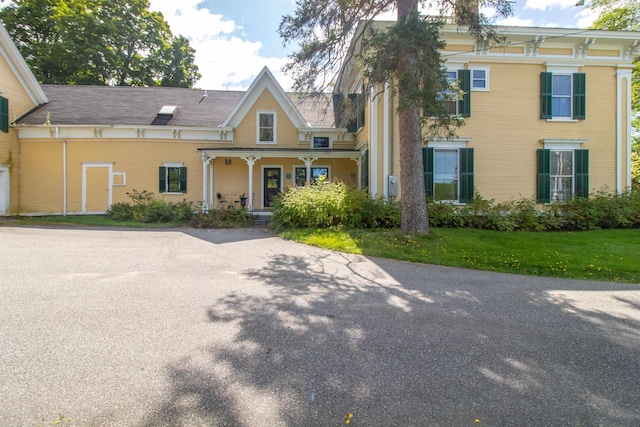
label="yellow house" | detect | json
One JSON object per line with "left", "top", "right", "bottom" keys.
{"left": 337, "top": 22, "right": 639, "bottom": 204}
{"left": 0, "top": 23, "right": 48, "bottom": 216}
{"left": 1, "top": 19, "right": 638, "bottom": 217}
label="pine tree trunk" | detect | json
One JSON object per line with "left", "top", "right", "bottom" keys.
{"left": 397, "top": 0, "right": 430, "bottom": 234}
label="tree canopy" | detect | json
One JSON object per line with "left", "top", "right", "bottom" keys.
{"left": 0, "top": 0, "right": 201, "bottom": 87}
{"left": 279, "top": 0, "right": 513, "bottom": 233}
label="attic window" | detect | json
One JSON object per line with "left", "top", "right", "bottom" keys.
{"left": 151, "top": 105, "right": 177, "bottom": 125}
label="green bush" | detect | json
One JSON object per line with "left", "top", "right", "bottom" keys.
{"left": 107, "top": 189, "right": 197, "bottom": 223}
{"left": 427, "top": 190, "right": 640, "bottom": 232}
{"left": 190, "top": 208, "right": 254, "bottom": 228}
{"left": 107, "top": 202, "right": 134, "bottom": 221}
{"left": 271, "top": 180, "right": 400, "bottom": 230}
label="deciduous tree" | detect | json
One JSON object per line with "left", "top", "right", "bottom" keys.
{"left": 0, "top": 0, "right": 200, "bottom": 87}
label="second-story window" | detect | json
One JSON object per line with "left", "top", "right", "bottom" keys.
{"left": 257, "top": 111, "right": 276, "bottom": 144}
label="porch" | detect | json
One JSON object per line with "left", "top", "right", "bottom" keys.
{"left": 198, "top": 148, "right": 364, "bottom": 212}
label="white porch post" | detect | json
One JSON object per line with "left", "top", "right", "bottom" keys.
{"left": 201, "top": 153, "right": 212, "bottom": 211}
{"left": 298, "top": 155, "right": 318, "bottom": 185}
{"left": 241, "top": 154, "right": 261, "bottom": 211}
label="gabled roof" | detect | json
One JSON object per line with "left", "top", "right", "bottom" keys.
{"left": 222, "top": 66, "right": 310, "bottom": 128}
{"left": 18, "top": 84, "right": 336, "bottom": 128}
{"left": 0, "top": 21, "right": 48, "bottom": 105}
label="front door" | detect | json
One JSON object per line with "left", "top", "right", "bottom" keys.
{"left": 263, "top": 167, "right": 281, "bottom": 208}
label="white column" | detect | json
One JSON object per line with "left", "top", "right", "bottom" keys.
{"left": 370, "top": 86, "right": 379, "bottom": 197}
{"left": 617, "top": 69, "right": 633, "bottom": 193}
{"left": 242, "top": 155, "right": 261, "bottom": 211}
{"left": 298, "top": 155, "right": 315, "bottom": 185}
{"left": 383, "top": 82, "right": 390, "bottom": 199}
{"left": 201, "top": 153, "right": 210, "bottom": 211}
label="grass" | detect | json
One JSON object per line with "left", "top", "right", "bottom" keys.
{"left": 0, "top": 215, "right": 184, "bottom": 228}
{"left": 280, "top": 227, "right": 640, "bottom": 284}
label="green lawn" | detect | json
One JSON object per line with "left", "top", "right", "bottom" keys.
{"left": 1, "top": 215, "right": 183, "bottom": 228}
{"left": 281, "top": 228, "right": 640, "bottom": 284}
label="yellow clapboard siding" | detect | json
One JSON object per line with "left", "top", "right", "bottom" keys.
{"left": 233, "top": 88, "right": 300, "bottom": 148}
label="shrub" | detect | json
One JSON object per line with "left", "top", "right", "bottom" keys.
{"left": 190, "top": 208, "right": 254, "bottom": 228}
{"left": 107, "top": 189, "right": 197, "bottom": 223}
{"left": 107, "top": 202, "right": 134, "bottom": 221}
{"left": 271, "top": 180, "right": 400, "bottom": 230}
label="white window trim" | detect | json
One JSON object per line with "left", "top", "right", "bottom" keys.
{"left": 542, "top": 139, "right": 587, "bottom": 150}
{"left": 162, "top": 162, "right": 185, "bottom": 194}
{"left": 294, "top": 165, "right": 331, "bottom": 185}
{"left": 112, "top": 172, "right": 126, "bottom": 187}
{"left": 312, "top": 136, "right": 332, "bottom": 149}
{"left": 256, "top": 111, "right": 277, "bottom": 145}
{"left": 545, "top": 65, "right": 581, "bottom": 122}
{"left": 469, "top": 66, "right": 490, "bottom": 92}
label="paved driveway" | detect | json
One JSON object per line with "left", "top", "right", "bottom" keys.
{"left": 0, "top": 226, "right": 639, "bottom": 426}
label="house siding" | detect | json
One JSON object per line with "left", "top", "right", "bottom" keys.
{"left": 0, "top": 53, "right": 39, "bottom": 214}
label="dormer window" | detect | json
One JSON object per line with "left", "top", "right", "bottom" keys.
{"left": 151, "top": 105, "right": 177, "bottom": 126}
{"left": 257, "top": 111, "right": 276, "bottom": 144}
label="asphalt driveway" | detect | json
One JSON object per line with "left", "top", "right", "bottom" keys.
{"left": 0, "top": 226, "right": 639, "bottom": 426}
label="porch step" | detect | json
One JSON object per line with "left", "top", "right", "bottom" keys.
{"left": 251, "top": 211, "right": 272, "bottom": 226}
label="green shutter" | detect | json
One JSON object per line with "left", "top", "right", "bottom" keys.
{"left": 347, "top": 93, "right": 358, "bottom": 132}
{"left": 0, "top": 96, "right": 8, "bottom": 133}
{"left": 179, "top": 167, "right": 187, "bottom": 193}
{"left": 573, "top": 73, "right": 586, "bottom": 120}
{"left": 575, "top": 149, "right": 589, "bottom": 198}
{"left": 458, "top": 69, "right": 471, "bottom": 118}
{"left": 459, "top": 148, "right": 474, "bottom": 203}
{"left": 357, "top": 93, "right": 365, "bottom": 128}
{"left": 423, "top": 147, "right": 434, "bottom": 197}
{"left": 159, "top": 166, "right": 167, "bottom": 193}
{"left": 540, "top": 72, "right": 552, "bottom": 119}
{"left": 537, "top": 149, "right": 551, "bottom": 203}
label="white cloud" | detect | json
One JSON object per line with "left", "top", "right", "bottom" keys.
{"left": 149, "top": 0, "right": 292, "bottom": 90}
{"left": 524, "top": 0, "right": 577, "bottom": 11}
{"left": 496, "top": 17, "right": 536, "bottom": 27}
{"left": 575, "top": 8, "right": 599, "bottom": 28}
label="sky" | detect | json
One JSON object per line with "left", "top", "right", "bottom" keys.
{"left": 152, "top": 1, "right": 601, "bottom": 91}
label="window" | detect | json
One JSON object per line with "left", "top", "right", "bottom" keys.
{"left": 313, "top": 137, "right": 330, "bottom": 149}
{"left": 257, "top": 112, "right": 276, "bottom": 143}
{"left": 537, "top": 149, "right": 589, "bottom": 203}
{"left": 295, "top": 166, "right": 329, "bottom": 186}
{"left": 540, "top": 72, "right": 586, "bottom": 120}
{"left": 159, "top": 165, "right": 187, "bottom": 193}
{"left": 429, "top": 69, "right": 471, "bottom": 118}
{"left": 423, "top": 147, "right": 474, "bottom": 203}
{"left": 470, "top": 68, "right": 489, "bottom": 91}
{"left": 0, "top": 95, "right": 8, "bottom": 133}
{"left": 346, "top": 92, "right": 365, "bottom": 133}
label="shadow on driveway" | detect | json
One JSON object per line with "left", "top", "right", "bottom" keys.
{"left": 142, "top": 250, "right": 640, "bottom": 426}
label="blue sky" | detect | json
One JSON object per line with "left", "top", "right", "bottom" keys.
{"left": 148, "top": 0, "right": 599, "bottom": 91}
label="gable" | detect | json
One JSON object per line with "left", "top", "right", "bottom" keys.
{"left": 232, "top": 88, "right": 300, "bottom": 147}
{"left": 222, "top": 67, "right": 309, "bottom": 129}
{"left": 0, "top": 22, "right": 48, "bottom": 116}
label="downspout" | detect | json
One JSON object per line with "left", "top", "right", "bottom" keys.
{"left": 56, "top": 127, "right": 67, "bottom": 215}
